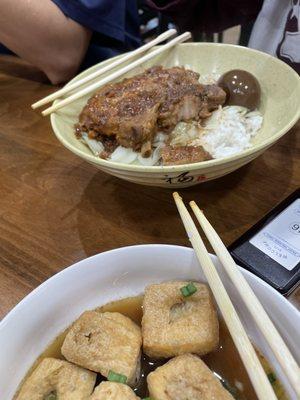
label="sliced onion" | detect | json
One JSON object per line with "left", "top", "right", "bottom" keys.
{"left": 81, "top": 133, "right": 104, "bottom": 156}
{"left": 110, "top": 146, "right": 138, "bottom": 164}
{"left": 137, "top": 146, "right": 161, "bottom": 166}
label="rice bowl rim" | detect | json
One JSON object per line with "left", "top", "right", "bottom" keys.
{"left": 51, "top": 43, "right": 300, "bottom": 173}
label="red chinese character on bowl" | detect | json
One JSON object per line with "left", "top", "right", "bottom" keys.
{"left": 197, "top": 175, "right": 207, "bottom": 182}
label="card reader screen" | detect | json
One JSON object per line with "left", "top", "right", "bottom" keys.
{"left": 249, "top": 199, "right": 300, "bottom": 270}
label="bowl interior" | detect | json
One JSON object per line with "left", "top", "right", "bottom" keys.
{"left": 0, "top": 245, "right": 299, "bottom": 399}
{"left": 51, "top": 43, "right": 300, "bottom": 170}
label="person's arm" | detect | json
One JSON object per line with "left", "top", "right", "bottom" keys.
{"left": 0, "top": 0, "right": 92, "bottom": 84}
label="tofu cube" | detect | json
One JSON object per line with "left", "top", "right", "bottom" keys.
{"left": 147, "top": 354, "right": 234, "bottom": 400}
{"left": 91, "top": 382, "right": 140, "bottom": 399}
{"left": 142, "top": 281, "right": 219, "bottom": 358}
{"left": 61, "top": 311, "right": 142, "bottom": 386}
{"left": 16, "top": 357, "right": 96, "bottom": 400}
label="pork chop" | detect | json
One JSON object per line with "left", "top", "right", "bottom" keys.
{"left": 161, "top": 145, "right": 212, "bottom": 165}
{"left": 77, "top": 66, "right": 226, "bottom": 156}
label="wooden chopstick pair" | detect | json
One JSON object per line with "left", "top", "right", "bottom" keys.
{"left": 173, "top": 192, "right": 300, "bottom": 400}
{"left": 32, "top": 29, "right": 191, "bottom": 116}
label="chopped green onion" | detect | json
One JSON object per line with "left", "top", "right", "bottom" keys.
{"left": 44, "top": 391, "right": 57, "bottom": 400}
{"left": 107, "top": 370, "right": 127, "bottom": 384}
{"left": 142, "top": 398, "right": 153, "bottom": 400}
{"left": 186, "top": 282, "right": 197, "bottom": 294}
{"left": 180, "top": 286, "right": 190, "bottom": 297}
{"left": 267, "top": 372, "right": 277, "bottom": 385}
{"left": 180, "top": 282, "right": 197, "bottom": 297}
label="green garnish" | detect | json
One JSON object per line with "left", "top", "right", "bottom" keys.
{"left": 142, "top": 398, "right": 153, "bottom": 400}
{"left": 180, "top": 282, "right": 197, "bottom": 297}
{"left": 44, "top": 391, "right": 57, "bottom": 400}
{"left": 107, "top": 370, "right": 127, "bottom": 384}
{"left": 268, "top": 372, "right": 277, "bottom": 385}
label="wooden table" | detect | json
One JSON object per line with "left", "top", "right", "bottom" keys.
{"left": 0, "top": 56, "right": 299, "bottom": 320}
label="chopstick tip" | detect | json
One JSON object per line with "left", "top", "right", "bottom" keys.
{"left": 173, "top": 192, "right": 182, "bottom": 202}
{"left": 41, "top": 109, "right": 50, "bottom": 117}
{"left": 189, "top": 201, "right": 198, "bottom": 211}
{"left": 189, "top": 200, "right": 203, "bottom": 213}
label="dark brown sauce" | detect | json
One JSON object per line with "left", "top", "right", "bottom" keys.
{"left": 15, "top": 296, "right": 287, "bottom": 399}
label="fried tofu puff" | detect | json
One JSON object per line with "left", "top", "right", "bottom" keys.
{"left": 16, "top": 358, "right": 96, "bottom": 400}
{"left": 90, "top": 382, "right": 140, "bottom": 400}
{"left": 61, "top": 311, "right": 142, "bottom": 386}
{"left": 147, "top": 354, "right": 234, "bottom": 400}
{"left": 142, "top": 281, "right": 219, "bottom": 358}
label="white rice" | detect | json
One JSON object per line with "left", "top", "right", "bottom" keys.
{"left": 191, "top": 106, "right": 263, "bottom": 159}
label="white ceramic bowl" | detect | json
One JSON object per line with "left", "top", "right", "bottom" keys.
{"left": 1, "top": 245, "right": 299, "bottom": 399}
{"left": 51, "top": 43, "right": 300, "bottom": 188}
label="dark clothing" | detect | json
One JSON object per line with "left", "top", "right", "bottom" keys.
{"left": 0, "top": 44, "right": 13, "bottom": 55}
{"left": 51, "top": 0, "right": 141, "bottom": 69}
{"left": 147, "top": 0, "right": 263, "bottom": 34}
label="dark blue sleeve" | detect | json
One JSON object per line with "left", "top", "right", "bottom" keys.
{"left": 51, "top": 0, "right": 138, "bottom": 44}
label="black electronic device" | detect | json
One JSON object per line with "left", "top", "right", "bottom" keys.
{"left": 229, "top": 189, "right": 300, "bottom": 295}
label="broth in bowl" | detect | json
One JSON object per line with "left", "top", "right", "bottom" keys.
{"left": 14, "top": 282, "right": 287, "bottom": 400}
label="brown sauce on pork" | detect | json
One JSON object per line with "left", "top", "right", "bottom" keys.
{"left": 76, "top": 66, "right": 226, "bottom": 154}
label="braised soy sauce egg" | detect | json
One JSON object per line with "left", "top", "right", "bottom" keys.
{"left": 218, "top": 69, "right": 261, "bottom": 110}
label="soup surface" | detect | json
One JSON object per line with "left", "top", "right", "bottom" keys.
{"left": 15, "top": 295, "right": 288, "bottom": 399}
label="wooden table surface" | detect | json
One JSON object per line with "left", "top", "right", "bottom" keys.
{"left": 0, "top": 55, "right": 299, "bottom": 320}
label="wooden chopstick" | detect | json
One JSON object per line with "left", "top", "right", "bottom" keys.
{"left": 41, "top": 31, "right": 191, "bottom": 116}
{"left": 190, "top": 201, "right": 300, "bottom": 397}
{"left": 31, "top": 29, "right": 177, "bottom": 109}
{"left": 173, "top": 192, "right": 277, "bottom": 400}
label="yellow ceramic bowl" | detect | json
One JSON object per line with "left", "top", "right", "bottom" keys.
{"left": 51, "top": 43, "right": 300, "bottom": 188}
